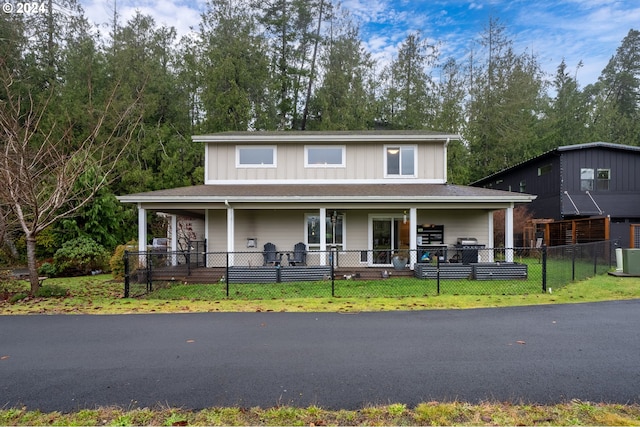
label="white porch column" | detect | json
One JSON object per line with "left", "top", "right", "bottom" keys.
{"left": 204, "top": 209, "right": 210, "bottom": 268}
{"left": 505, "top": 204, "right": 515, "bottom": 262}
{"left": 319, "top": 208, "right": 327, "bottom": 265}
{"left": 409, "top": 208, "right": 417, "bottom": 269}
{"left": 487, "top": 211, "right": 495, "bottom": 262}
{"left": 226, "top": 203, "right": 235, "bottom": 266}
{"left": 170, "top": 214, "right": 178, "bottom": 266}
{"left": 137, "top": 204, "right": 147, "bottom": 266}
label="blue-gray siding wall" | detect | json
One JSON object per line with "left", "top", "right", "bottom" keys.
{"left": 561, "top": 148, "right": 640, "bottom": 218}
{"left": 476, "top": 155, "right": 563, "bottom": 219}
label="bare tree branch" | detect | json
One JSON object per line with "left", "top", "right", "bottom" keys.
{"left": 0, "top": 65, "right": 144, "bottom": 293}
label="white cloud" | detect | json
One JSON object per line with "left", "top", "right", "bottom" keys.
{"left": 82, "top": 0, "right": 201, "bottom": 40}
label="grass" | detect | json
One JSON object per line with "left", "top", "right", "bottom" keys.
{"left": 1, "top": 272, "right": 639, "bottom": 425}
{"left": 0, "top": 400, "right": 639, "bottom": 426}
{"left": 1, "top": 271, "right": 639, "bottom": 315}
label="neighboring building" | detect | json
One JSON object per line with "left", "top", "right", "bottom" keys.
{"left": 471, "top": 142, "right": 640, "bottom": 248}
{"left": 118, "top": 131, "right": 535, "bottom": 268}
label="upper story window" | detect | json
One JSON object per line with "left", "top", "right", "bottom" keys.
{"left": 538, "top": 164, "right": 552, "bottom": 176}
{"left": 236, "top": 146, "right": 276, "bottom": 168}
{"left": 580, "top": 168, "right": 594, "bottom": 191}
{"left": 385, "top": 145, "right": 416, "bottom": 177}
{"left": 596, "top": 169, "right": 610, "bottom": 191}
{"left": 305, "top": 146, "right": 345, "bottom": 167}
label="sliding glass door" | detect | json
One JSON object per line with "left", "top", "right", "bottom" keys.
{"left": 370, "top": 216, "right": 410, "bottom": 266}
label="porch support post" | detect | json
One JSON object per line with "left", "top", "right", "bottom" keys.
{"left": 170, "top": 214, "right": 178, "bottom": 266}
{"left": 137, "top": 204, "right": 147, "bottom": 266}
{"left": 319, "top": 208, "right": 327, "bottom": 265}
{"left": 409, "top": 208, "right": 417, "bottom": 269}
{"left": 226, "top": 203, "right": 235, "bottom": 266}
{"left": 204, "top": 209, "right": 210, "bottom": 267}
{"left": 505, "top": 204, "right": 514, "bottom": 262}
{"left": 487, "top": 211, "right": 494, "bottom": 262}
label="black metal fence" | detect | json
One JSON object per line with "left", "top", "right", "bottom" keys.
{"left": 123, "top": 241, "right": 616, "bottom": 299}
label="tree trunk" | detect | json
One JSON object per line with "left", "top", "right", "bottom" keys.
{"left": 25, "top": 234, "right": 40, "bottom": 295}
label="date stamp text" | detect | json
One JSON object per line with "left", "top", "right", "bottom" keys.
{"left": 3, "top": 2, "right": 46, "bottom": 13}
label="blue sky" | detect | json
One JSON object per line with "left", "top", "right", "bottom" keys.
{"left": 82, "top": 0, "right": 640, "bottom": 88}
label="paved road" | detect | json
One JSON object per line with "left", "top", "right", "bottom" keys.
{"left": 1, "top": 300, "right": 639, "bottom": 411}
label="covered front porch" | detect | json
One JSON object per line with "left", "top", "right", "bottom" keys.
{"left": 134, "top": 203, "right": 520, "bottom": 270}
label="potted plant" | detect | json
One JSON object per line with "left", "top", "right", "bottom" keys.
{"left": 392, "top": 250, "right": 409, "bottom": 270}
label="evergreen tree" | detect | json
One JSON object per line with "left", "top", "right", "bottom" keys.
{"left": 200, "top": 0, "right": 274, "bottom": 132}
{"left": 586, "top": 29, "right": 640, "bottom": 146}
{"left": 307, "top": 22, "right": 376, "bottom": 130}
{"left": 464, "top": 17, "right": 547, "bottom": 181}
{"left": 380, "top": 32, "right": 438, "bottom": 129}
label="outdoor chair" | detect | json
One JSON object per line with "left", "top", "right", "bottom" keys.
{"left": 263, "top": 242, "right": 283, "bottom": 266}
{"left": 286, "top": 242, "right": 307, "bottom": 266}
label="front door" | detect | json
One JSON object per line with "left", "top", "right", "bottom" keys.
{"left": 370, "top": 216, "right": 410, "bottom": 266}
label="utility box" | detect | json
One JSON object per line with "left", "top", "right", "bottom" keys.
{"left": 622, "top": 249, "right": 640, "bottom": 275}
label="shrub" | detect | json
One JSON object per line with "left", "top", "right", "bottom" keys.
{"left": 1, "top": 270, "right": 28, "bottom": 301}
{"left": 38, "top": 262, "right": 57, "bottom": 277}
{"left": 110, "top": 241, "right": 138, "bottom": 280}
{"left": 9, "top": 293, "right": 29, "bottom": 303}
{"left": 34, "top": 284, "right": 68, "bottom": 298}
{"left": 53, "top": 237, "right": 110, "bottom": 277}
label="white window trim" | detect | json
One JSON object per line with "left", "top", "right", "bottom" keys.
{"left": 384, "top": 144, "right": 417, "bottom": 178}
{"left": 304, "top": 145, "right": 346, "bottom": 168}
{"left": 236, "top": 145, "right": 277, "bottom": 168}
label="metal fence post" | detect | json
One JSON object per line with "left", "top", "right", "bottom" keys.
{"left": 202, "top": 239, "right": 207, "bottom": 267}
{"left": 187, "top": 248, "right": 192, "bottom": 276}
{"left": 331, "top": 248, "right": 335, "bottom": 297}
{"left": 542, "top": 245, "right": 547, "bottom": 293}
{"left": 571, "top": 244, "right": 577, "bottom": 282}
{"left": 225, "top": 251, "right": 230, "bottom": 298}
{"left": 123, "top": 250, "right": 130, "bottom": 298}
{"left": 436, "top": 255, "right": 440, "bottom": 295}
{"left": 146, "top": 251, "right": 153, "bottom": 293}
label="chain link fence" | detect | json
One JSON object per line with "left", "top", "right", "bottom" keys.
{"left": 123, "top": 241, "right": 616, "bottom": 300}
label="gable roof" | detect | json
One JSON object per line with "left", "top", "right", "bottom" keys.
{"left": 471, "top": 142, "right": 640, "bottom": 186}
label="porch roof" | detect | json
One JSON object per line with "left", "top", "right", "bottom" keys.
{"left": 118, "top": 183, "right": 535, "bottom": 204}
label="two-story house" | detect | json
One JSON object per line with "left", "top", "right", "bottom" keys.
{"left": 118, "top": 131, "right": 535, "bottom": 269}
{"left": 471, "top": 142, "right": 640, "bottom": 248}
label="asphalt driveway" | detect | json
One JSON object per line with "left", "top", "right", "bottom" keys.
{"left": 1, "top": 300, "right": 639, "bottom": 411}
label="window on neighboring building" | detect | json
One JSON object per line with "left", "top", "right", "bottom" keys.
{"left": 538, "top": 164, "right": 552, "bottom": 176}
{"left": 519, "top": 180, "right": 526, "bottom": 192}
{"left": 596, "top": 169, "right": 610, "bottom": 191}
{"left": 236, "top": 146, "right": 276, "bottom": 167}
{"left": 305, "top": 146, "right": 345, "bottom": 167}
{"left": 580, "top": 168, "right": 594, "bottom": 191}
{"left": 385, "top": 145, "right": 416, "bottom": 177}
{"left": 305, "top": 213, "right": 344, "bottom": 249}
